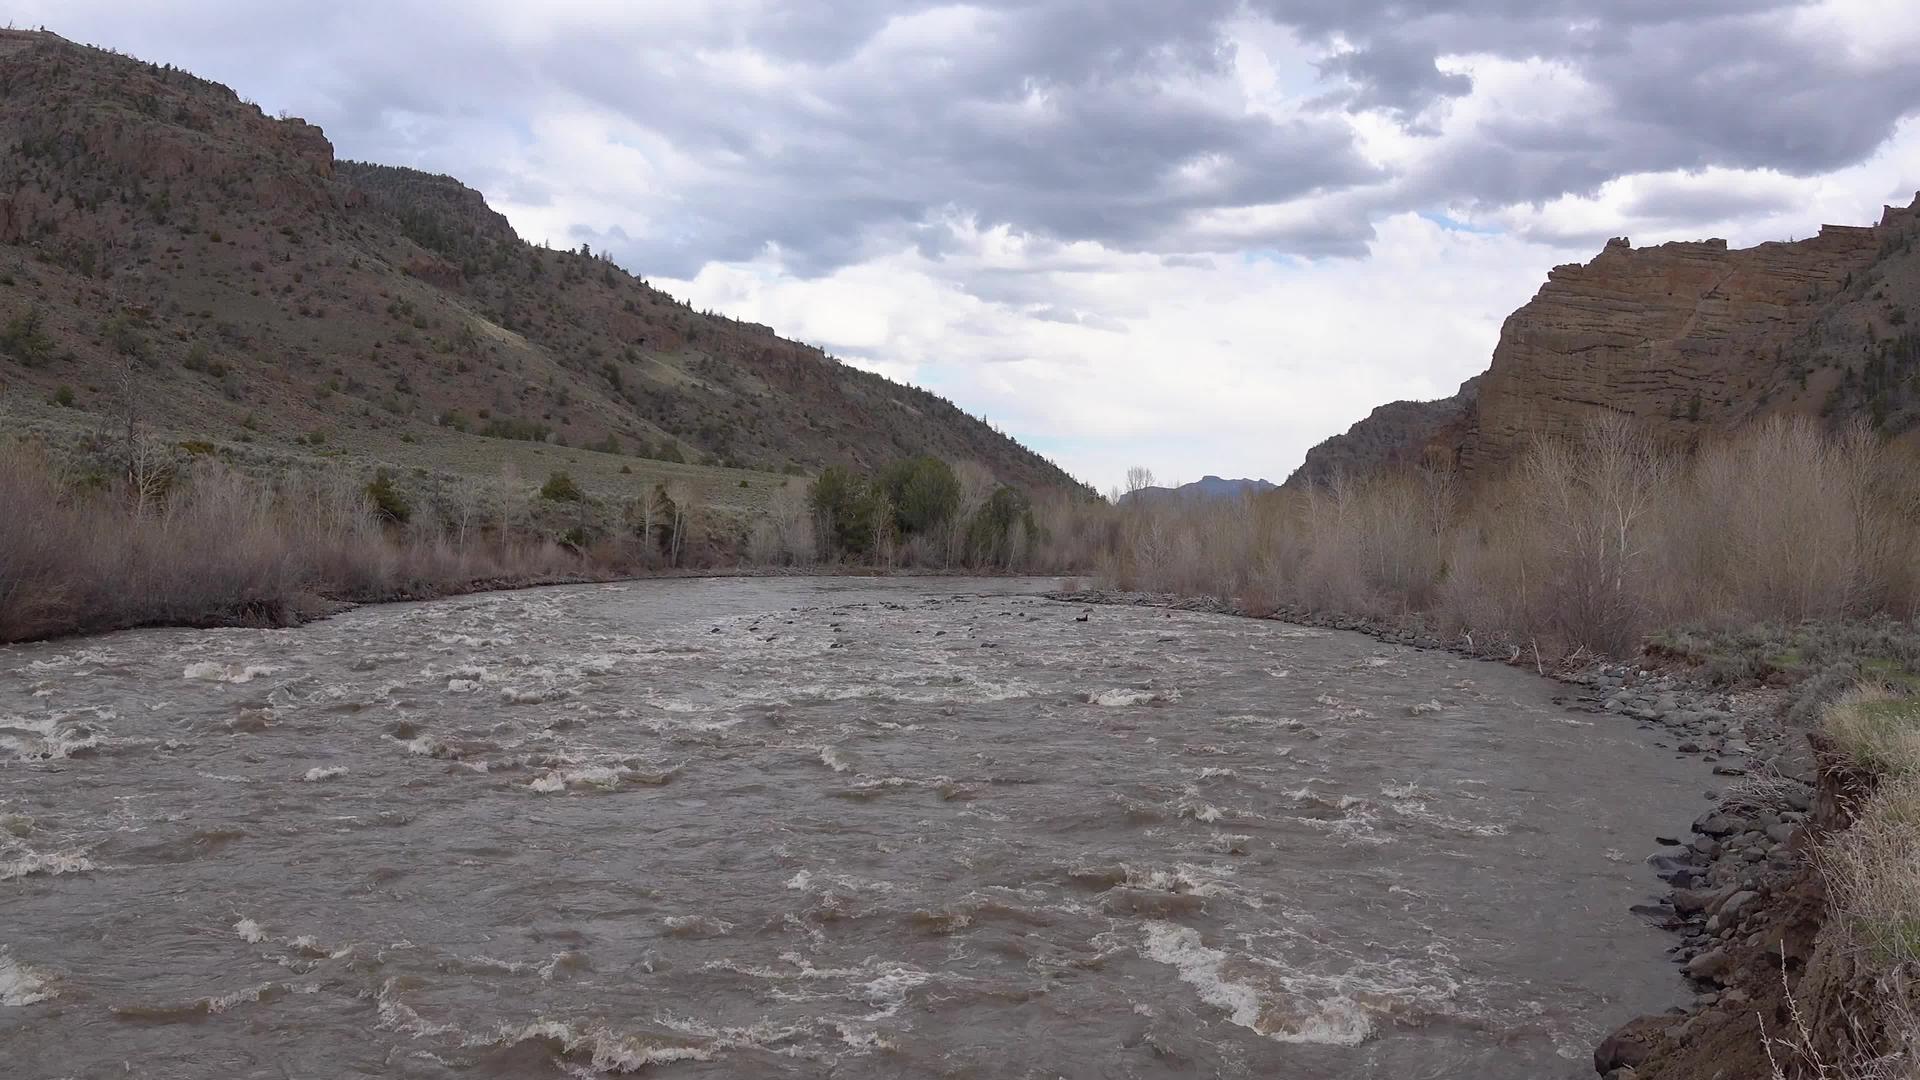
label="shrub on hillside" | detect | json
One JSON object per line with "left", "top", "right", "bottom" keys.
{"left": 0, "top": 307, "right": 53, "bottom": 367}
{"left": 879, "top": 456, "right": 961, "bottom": 537}
{"left": 809, "top": 466, "right": 886, "bottom": 557}
{"left": 539, "top": 471, "right": 585, "bottom": 503}
{"left": 968, "top": 485, "right": 1036, "bottom": 568}
{"left": 364, "top": 468, "right": 411, "bottom": 525}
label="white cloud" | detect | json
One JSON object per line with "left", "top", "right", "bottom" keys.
{"left": 660, "top": 213, "right": 1580, "bottom": 490}
{"left": 20, "top": 0, "right": 1920, "bottom": 491}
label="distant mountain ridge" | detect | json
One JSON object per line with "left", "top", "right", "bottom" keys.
{"left": 1287, "top": 195, "right": 1920, "bottom": 486}
{"left": 1123, "top": 475, "right": 1276, "bottom": 502}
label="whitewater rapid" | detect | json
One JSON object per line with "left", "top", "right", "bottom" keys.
{"left": 0, "top": 577, "right": 1709, "bottom": 1078}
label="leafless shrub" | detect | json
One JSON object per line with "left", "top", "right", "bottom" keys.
{"left": 1682, "top": 419, "right": 1920, "bottom": 626}
{"left": 1108, "top": 416, "right": 1920, "bottom": 660}
{"left": 0, "top": 442, "right": 602, "bottom": 642}
{"left": 748, "top": 481, "right": 817, "bottom": 566}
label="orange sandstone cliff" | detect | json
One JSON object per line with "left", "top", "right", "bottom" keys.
{"left": 1291, "top": 195, "right": 1920, "bottom": 485}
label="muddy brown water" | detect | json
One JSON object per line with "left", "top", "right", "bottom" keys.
{"left": 0, "top": 578, "right": 1711, "bottom": 1078}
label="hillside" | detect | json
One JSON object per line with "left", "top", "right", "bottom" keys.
{"left": 0, "top": 30, "right": 1085, "bottom": 497}
{"left": 1290, "top": 196, "right": 1920, "bottom": 484}
{"left": 1285, "top": 376, "right": 1480, "bottom": 489}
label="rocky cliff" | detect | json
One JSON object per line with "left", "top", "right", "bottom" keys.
{"left": 0, "top": 29, "right": 1087, "bottom": 496}
{"left": 1292, "top": 196, "right": 1920, "bottom": 485}
{"left": 1285, "top": 376, "right": 1480, "bottom": 488}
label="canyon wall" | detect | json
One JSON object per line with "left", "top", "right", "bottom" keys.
{"left": 1292, "top": 196, "right": 1920, "bottom": 485}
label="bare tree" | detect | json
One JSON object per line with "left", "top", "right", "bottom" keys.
{"left": 494, "top": 463, "right": 524, "bottom": 550}
{"left": 1521, "top": 414, "right": 1670, "bottom": 653}
{"left": 749, "top": 481, "right": 816, "bottom": 565}
{"left": 1124, "top": 465, "right": 1156, "bottom": 497}
{"left": 947, "top": 460, "right": 996, "bottom": 566}
{"left": 634, "top": 485, "right": 663, "bottom": 565}
{"left": 125, "top": 435, "right": 171, "bottom": 518}
{"left": 448, "top": 479, "right": 485, "bottom": 548}
{"left": 663, "top": 480, "right": 696, "bottom": 567}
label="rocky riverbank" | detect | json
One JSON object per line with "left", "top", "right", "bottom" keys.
{"left": 1049, "top": 589, "right": 1831, "bottom": 1077}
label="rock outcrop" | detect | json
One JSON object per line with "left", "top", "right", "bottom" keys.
{"left": 1286, "top": 376, "right": 1480, "bottom": 488}
{"left": 1294, "top": 197, "right": 1920, "bottom": 485}
{"left": 1465, "top": 203, "right": 1918, "bottom": 474}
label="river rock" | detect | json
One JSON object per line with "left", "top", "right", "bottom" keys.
{"left": 1718, "top": 889, "right": 1759, "bottom": 920}
{"left": 1673, "top": 886, "right": 1730, "bottom": 916}
{"left": 1684, "top": 947, "right": 1735, "bottom": 983}
{"left": 1693, "top": 812, "right": 1745, "bottom": 837}
{"left": 1647, "top": 854, "right": 1699, "bottom": 874}
{"left": 1594, "top": 1017, "right": 1661, "bottom": 1073}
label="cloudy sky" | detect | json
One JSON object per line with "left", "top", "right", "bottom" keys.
{"left": 25, "top": 1, "right": 1920, "bottom": 491}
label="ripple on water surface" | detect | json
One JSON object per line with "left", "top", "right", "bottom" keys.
{"left": 0, "top": 578, "right": 1713, "bottom": 1079}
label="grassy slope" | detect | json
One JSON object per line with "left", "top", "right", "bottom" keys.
{"left": 0, "top": 29, "right": 1087, "bottom": 502}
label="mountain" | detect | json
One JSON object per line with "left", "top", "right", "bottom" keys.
{"left": 1123, "top": 475, "right": 1276, "bottom": 502}
{"left": 1284, "top": 376, "right": 1480, "bottom": 489}
{"left": 0, "top": 29, "right": 1086, "bottom": 497}
{"left": 1289, "top": 195, "right": 1920, "bottom": 485}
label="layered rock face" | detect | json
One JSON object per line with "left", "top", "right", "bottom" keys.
{"left": 1294, "top": 196, "right": 1920, "bottom": 485}
{"left": 1463, "top": 200, "right": 1917, "bottom": 474}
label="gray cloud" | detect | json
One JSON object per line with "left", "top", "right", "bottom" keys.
{"left": 1622, "top": 184, "right": 1799, "bottom": 226}
{"left": 24, "top": 0, "right": 1920, "bottom": 280}
{"left": 1317, "top": 35, "right": 1472, "bottom": 120}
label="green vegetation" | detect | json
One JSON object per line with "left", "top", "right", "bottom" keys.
{"left": 879, "top": 456, "right": 962, "bottom": 536}
{"left": 804, "top": 455, "right": 1045, "bottom": 567}
{"left": 539, "top": 471, "right": 585, "bottom": 503}
{"left": 364, "top": 468, "right": 412, "bottom": 525}
{"left": 808, "top": 465, "right": 884, "bottom": 555}
{"left": 0, "top": 307, "right": 54, "bottom": 367}
{"left": 1646, "top": 620, "right": 1920, "bottom": 724}
{"left": 1825, "top": 687, "right": 1920, "bottom": 777}
{"left": 1824, "top": 693, "right": 1920, "bottom": 971}
{"left": 480, "top": 417, "right": 553, "bottom": 443}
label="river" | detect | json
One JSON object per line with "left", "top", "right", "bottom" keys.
{"left": 0, "top": 577, "right": 1709, "bottom": 1078}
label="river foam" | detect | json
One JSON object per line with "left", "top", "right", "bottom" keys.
{"left": 0, "top": 577, "right": 1711, "bottom": 1079}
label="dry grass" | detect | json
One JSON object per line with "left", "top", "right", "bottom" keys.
{"left": 1102, "top": 417, "right": 1920, "bottom": 657}
{"left": 1763, "top": 952, "right": 1920, "bottom": 1080}
{"left": 1803, "top": 694, "right": 1920, "bottom": 1078}
{"left": 0, "top": 434, "right": 1109, "bottom": 643}
{"left": 1824, "top": 773, "right": 1920, "bottom": 970}
{"left": 0, "top": 441, "right": 596, "bottom": 642}
{"left": 1826, "top": 689, "right": 1920, "bottom": 778}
